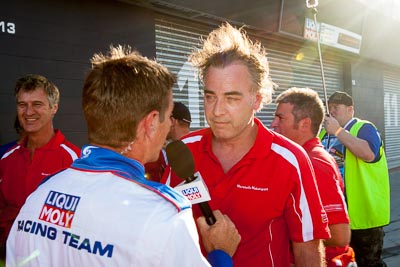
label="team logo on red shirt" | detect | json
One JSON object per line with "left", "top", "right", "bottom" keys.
{"left": 39, "top": 190, "right": 80, "bottom": 228}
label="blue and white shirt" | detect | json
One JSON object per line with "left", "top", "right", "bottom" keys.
{"left": 7, "top": 145, "right": 228, "bottom": 267}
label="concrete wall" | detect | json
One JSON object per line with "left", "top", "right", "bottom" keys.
{"left": 345, "top": 60, "right": 386, "bottom": 140}
{"left": 0, "top": 0, "right": 156, "bottom": 147}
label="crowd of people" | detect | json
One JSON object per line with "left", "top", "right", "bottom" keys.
{"left": 0, "top": 22, "right": 391, "bottom": 267}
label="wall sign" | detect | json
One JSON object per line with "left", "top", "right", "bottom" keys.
{"left": 304, "top": 17, "right": 361, "bottom": 54}
{"left": 0, "top": 21, "right": 16, "bottom": 34}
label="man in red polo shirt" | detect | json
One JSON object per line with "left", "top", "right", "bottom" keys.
{"left": 271, "top": 87, "right": 356, "bottom": 267}
{"left": 163, "top": 23, "right": 330, "bottom": 267}
{"left": 0, "top": 74, "right": 80, "bottom": 258}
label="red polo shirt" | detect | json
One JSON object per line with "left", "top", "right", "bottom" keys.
{"left": 0, "top": 129, "right": 80, "bottom": 244}
{"left": 163, "top": 118, "right": 330, "bottom": 267}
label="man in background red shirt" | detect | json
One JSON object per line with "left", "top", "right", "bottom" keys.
{"left": 0, "top": 74, "right": 80, "bottom": 258}
{"left": 272, "top": 87, "right": 355, "bottom": 267}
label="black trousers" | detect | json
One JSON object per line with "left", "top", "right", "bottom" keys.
{"left": 351, "top": 227, "right": 387, "bottom": 267}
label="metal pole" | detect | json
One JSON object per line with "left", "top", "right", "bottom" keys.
{"left": 311, "top": 8, "right": 329, "bottom": 115}
{"left": 307, "top": 2, "right": 331, "bottom": 147}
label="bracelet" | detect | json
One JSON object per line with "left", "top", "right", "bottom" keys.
{"left": 335, "top": 127, "right": 343, "bottom": 136}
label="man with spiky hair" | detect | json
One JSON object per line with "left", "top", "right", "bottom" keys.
{"left": 164, "top": 23, "right": 330, "bottom": 267}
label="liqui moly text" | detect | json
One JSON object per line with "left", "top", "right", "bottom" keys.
{"left": 39, "top": 190, "right": 80, "bottom": 228}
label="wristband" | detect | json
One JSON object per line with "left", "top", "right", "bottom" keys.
{"left": 208, "top": 250, "right": 233, "bottom": 267}
{"left": 335, "top": 127, "right": 343, "bottom": 136}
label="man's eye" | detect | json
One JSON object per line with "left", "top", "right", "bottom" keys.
{"left": 227, "top": 97, "right": 239, "bottom": 102}
{"left": 205, "top": 95, "right": 216, "bottom": 101}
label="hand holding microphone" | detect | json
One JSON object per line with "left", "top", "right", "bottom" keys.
{"left": 196, "top": 210, "right": 241, "bottom": 257}
{"left": 166, "top": 140, "right": 241, "bottom": 257}
{"left": 166, "top": 140, "right": 216, "bottom": 225}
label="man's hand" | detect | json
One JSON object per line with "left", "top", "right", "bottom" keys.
{"left": 324, "top": 116, "right": 341, "bottom": 135}
{"left": 196, "top": 210, "right": 241, "bottom": 257}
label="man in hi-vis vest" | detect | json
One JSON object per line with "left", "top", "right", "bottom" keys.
{"left": 320, "top": 91, "right": 390, "bottom": 267}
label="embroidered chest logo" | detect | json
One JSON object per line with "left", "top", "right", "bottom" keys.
{"left": 236, "top": 184, "right": 269, "bottom": 192}
{"left": 39, "top": 190, "right": 80, "bottom": 228}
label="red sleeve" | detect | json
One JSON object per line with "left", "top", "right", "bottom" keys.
{"left": 312, "top": 157, "right": 349, "bottom": 225}
{"left": 63, "top": 140, "right": 81, "bottom": 160}
{"left": 285, "top": 149, "right": 331, "bottom": 242}
{"left": 0, "top": 163, "right": 20, "bottom": 246}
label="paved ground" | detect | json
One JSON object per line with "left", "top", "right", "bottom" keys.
{"left": 382, "top": 168, "right": 400, "bottom": 266}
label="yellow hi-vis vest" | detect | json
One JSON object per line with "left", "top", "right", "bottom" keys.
{"left": 319, "top": 119, "right": 390, "bottom": 229}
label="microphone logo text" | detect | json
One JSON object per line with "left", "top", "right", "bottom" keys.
{"left": 181, "top": 187, "right": 202, "bottom": 200}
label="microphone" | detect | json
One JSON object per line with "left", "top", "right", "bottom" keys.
{"left": 166, "top": 140, "right": 216, "bottom": 225}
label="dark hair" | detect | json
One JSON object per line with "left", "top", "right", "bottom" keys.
{"left": 328, "top": 91, "right": 353, "bottom": 106}
{"left": 276, "top": 87, "right": 324, "bottom": 135}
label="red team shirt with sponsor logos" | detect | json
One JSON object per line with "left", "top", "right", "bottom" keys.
{"left": 163, "top": 118, "right": 330, "bottom": 267}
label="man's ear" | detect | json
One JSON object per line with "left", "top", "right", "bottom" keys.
{"left": 347, "top": 105, "right": 355, "bottom": 115}
{"left": 252, "top": 93, "right": 262, "bottom": 111}
{"left": 143, "top": 110, "right": 159, "bottom": 138}
{"left": 170, "top": 116, "right": 177, "bottom": 126}
{"left": 299, "top": 117, "right": 311, "bottom": 131}
{"left": 51, "top": 103, "right": 59, "bottom": 115}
